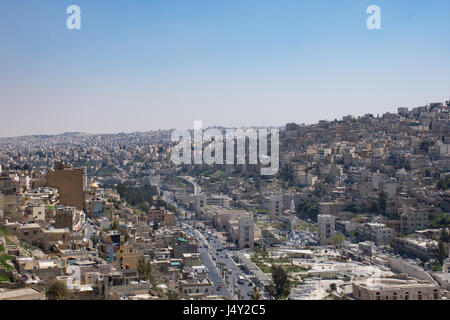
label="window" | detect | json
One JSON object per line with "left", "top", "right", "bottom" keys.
{"left": 393, "top": 292, "right": 397, "bottom": 300}
{"left": 376, "top": 292, "right": 381, "bottom": 300}
{"left": 433, "top": 289, "right": 438, "bottom": 300}
{"left": 418, "top": 291, "right": 422, "bottom": 300}
{"left": 405, "top": 292, "right": 409, "bottom": 300}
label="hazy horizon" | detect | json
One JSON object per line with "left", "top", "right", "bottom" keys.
{"left": 1, "top": 1, "right": 449, "bottom": 138}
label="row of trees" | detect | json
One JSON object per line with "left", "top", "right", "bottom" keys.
{"left": 116, "top": 183, "right": 158, "bottom": 208}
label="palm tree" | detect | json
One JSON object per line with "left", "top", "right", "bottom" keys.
{"left": 250, "top": 286, "right": 262, "bottom": 300}
{"left": 266, "top": 283, "right": 275, "bottom": 300}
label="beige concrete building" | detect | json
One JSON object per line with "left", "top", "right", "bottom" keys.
{"left": 46, "top": 162, "right": 84, "bottom": 210}
{"left": 178, "top": 278, "right": 213, "bottom": 299}
{"left": 147, "top": 207, "right": 176, "bottom": 226}
{"left": 238, "top": 214, "right": 254, "bottom": 249}
{"left": 400, "top": 206, "right": 429, "bottom": 234}
{"left": 353, "top": 276, "right": 442, "bottom": 300}
{"left": 318, "top": 214, "right": 335, "bottom": 245}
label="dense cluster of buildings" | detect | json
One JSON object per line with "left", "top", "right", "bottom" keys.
{"left": 0, "top": 99, "right": 449, "bottom": 300}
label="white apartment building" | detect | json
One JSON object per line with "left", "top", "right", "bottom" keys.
{"left": 195, "top": 193, "right": 232, "bottom": 213}
{"left": 362, "top": 223, "right": 394, "bottom": 246}
{"left": 318, "top": 214, "right": 335, "bottom": 245}
{"left": 238, "top": 214, "right": 254, "bottom": 249}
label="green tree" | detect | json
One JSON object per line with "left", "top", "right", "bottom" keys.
{"left": 166, "top": 291, "right": 180, "bottom": 300}
{"left": 137, "top": 258, "right": 152, "bottom": 280}
{"left": 46, "top": 281, "right": 70, "bottom": 300}
{"left": 440, "top": 228, "right": 449, "bottom": 243}
{"left": 334, "top": 232, "right": 346, "bottom": 243}
{"left": 437, "top": 241, "right": 447, "bottom": 266}
{"left": 266, "top": 283, "right": 275, "bottom": 300}
{"left": 116, "top": 183, "right": 128, "bottom": 198}
{"left": 378, "top": 191, "right": 387, "bottom": 215}
{"left": 271, "top": 265, "right": 291, "bottom": 299}
{"left": 250, "top": 286, "right": 262, "bottom": 300}
{"left": 90, "top": 234, "right": 100, "bottom": 247}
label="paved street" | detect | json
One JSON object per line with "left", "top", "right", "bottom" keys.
{"left": 183, "top": 221, "right": 261, "bottom": 300}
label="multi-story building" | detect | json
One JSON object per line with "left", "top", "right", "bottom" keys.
{"left": 353, "top": 276, "right": 441, "bottom": 300}
{"left": 0, "top": 174, "right": 18, "bottom": 219}
{"left": 391, "top": 237, "right": 439, "bottom": 260}
{"left": 55, "top": 206, "right": 76, "bottom": 230}
{"left": 362, "top": 223, "right": 394, "bottom": 246}
{"left": 400, "top": 206, "right": 429, "bottom": 234}
{"left": 45, "top": 162, "right": 84, "bottom": 210}
{"left": 24, "top": 204, "right": 46, "bottom": 222}
{"left": 147, "top": 207, "right": 176, "bottom": 226}
{"left": 318, "top": 214, "right": 335, "bottom": 245}
{"left": 238, "top": 214, "right": 254, "bottom": 249}
{"left": 268, "top": 194, "right": 283, "bottom": 217}
{"left": 178, "top": 278, "right": 213, "bottom": 299}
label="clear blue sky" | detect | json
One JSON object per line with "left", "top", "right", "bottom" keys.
{"left": 0, "top": 0, "right": 449, "bottom": 137}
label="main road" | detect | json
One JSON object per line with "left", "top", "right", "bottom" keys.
{"left": 183, "top": 223, "right": 232, "bottom": 298}
{"left": 184, "top": 221, "right": 262, "bottom": 300}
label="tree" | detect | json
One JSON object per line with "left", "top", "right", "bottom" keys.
{"left": 166, "top": 291, "right": 180, "bottom": 300}
{"left": 137, "top": 258, "right": 152, "bottom": 280}
{"left": 271, "top": 265, "right": 291, "bottom": 299}
{"left": 378, "top": 191, "right": 387, "bottom": 215}
{"left": 266, "top": 283, "right": 275, "bottom": 300}
{"left": 116, "top": 183, "right": 128, "bottom": 198}
{"left": 159, "top": 264, "right": 169, "bottom": 274}
{"left": 119, "top": 227, "right": 130, "bottom": 243}
{"left": 46, "top": 281, "right": 70, "bottom": 300}
{"left": 437, "top": 241, "right": 447, "bottom": 266}
{"left": 250, "top": 286, "right": 262, "bottom": 300}
{"left": 90, "top": 234, "right": 100, "bottom": 247}
{"left": 440, "top": 228, "right": 449, "bottom": 243}
{"left": 334, "top": 232, "right": 346, "bottom": 244}
{"left": 112, "top": 217, "right": 119, "bottom": 230}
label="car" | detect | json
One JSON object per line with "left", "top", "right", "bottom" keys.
{"left": 218, "top": 285, "right": 223, "bottom": 289}
{"left": 248, "top": 282, "right": 253, "bottom": 286}
{"left": 247, "top": 292, "right": 252, "bottom": 296}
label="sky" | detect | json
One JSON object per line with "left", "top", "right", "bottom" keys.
{"left": 0, "top": 0, "right": 449, "bottom": 137}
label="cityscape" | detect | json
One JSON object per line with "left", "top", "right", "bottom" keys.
{"left": 0, "top": 1, "right": 449, "bottom": 309}
{"left": 0, "top": 100, "right": 449, "bottom": 301}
